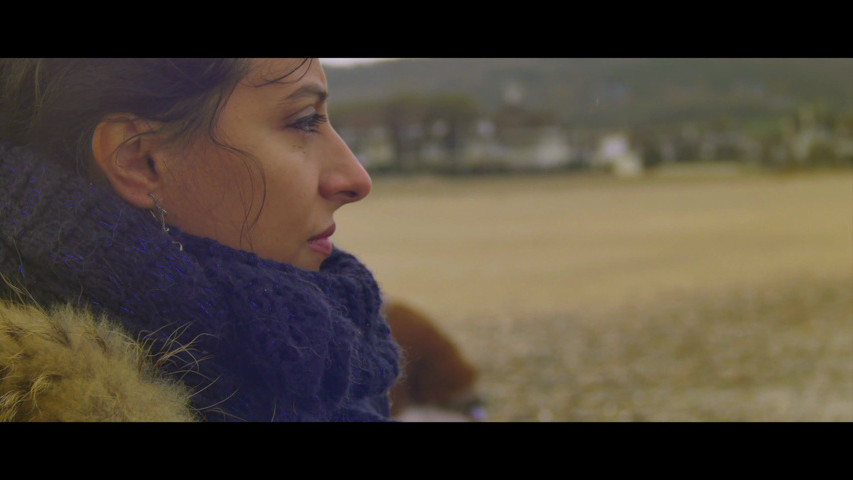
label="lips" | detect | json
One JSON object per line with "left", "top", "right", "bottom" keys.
{"left": 307, "top": 223, "right": 335, "bottom": 256}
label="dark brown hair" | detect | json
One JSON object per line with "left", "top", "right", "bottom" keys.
{"left": 0, "top": 58, "right": 255, "bottom": 176}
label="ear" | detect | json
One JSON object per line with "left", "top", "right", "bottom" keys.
{"left": 91, "top": 115, "right": 163, "bottom": 209}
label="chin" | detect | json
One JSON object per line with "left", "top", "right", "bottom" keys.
{"left": 292, "top": 254, "right": 325, "bottom": 272}
{"left": 290, "top": 260, "right": 321, "bottom": 272}
{"left": 256, "top": 246, "right": 324, "bottom": 271}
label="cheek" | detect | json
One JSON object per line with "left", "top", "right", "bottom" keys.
{"left": 244, "top": 167, "right": 324, "bottom": 260}
{"left": 159, "top": 149, "right": 265, "bottom": 247}
{"left": 254, "top": 179, "right": 314, "bottom": 235}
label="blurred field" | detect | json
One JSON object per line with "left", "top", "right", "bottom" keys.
{"left": 334, "top": 166, "right": 853, "bottom": 421}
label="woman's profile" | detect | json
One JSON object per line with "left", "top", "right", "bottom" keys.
{"left": 0, "top": 58, "right": 401, "bottom": 421}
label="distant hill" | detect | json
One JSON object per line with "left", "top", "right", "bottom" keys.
{"left": 324, "top": 58, "right": 853, "bottom": 129}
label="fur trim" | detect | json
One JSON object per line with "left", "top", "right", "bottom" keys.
{"left": 0, "top": 301, "right": 197, "bottom": 422}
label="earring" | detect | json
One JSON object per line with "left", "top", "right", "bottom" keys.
{"left": 149, "top": 193, "right": 183, "bottom": 251}
{"left": 149, "top": 192, "right": 170, "bottom": 234}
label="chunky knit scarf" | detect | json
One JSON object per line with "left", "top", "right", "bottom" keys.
{"left": 0, "top": 142, "right": 400, "bottom": 421}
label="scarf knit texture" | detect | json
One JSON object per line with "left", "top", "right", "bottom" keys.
{"left": 0, "top": 142, "right": 400, "bottom": 421}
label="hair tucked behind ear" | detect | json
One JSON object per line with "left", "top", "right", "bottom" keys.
{"left": 0, "top": 58, "right": 314, "bottom": 242}
{"left": 0, "top": 58, "right": 251, "bottom": 178}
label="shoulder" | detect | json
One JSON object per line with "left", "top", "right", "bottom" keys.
{"left": 0, "top": 300, "right": 197, "bottom": 422}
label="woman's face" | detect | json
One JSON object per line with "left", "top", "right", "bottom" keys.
{"left": 156, "top": 58, "right": 371, "bottom": 271}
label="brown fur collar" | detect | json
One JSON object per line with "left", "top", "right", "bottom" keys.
{"left": 0, "top": 300, "right": 197, "bottom": 422}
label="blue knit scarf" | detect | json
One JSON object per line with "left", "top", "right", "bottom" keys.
{"left": 0, "top": 142, "right": 400, "bottom": 421}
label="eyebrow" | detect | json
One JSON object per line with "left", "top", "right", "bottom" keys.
{"left": 284, "top": 83, "right": 329, "bottom": 103}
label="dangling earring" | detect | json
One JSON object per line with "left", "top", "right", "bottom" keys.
{"left": 149, "top": 193, "right": 183, "bottom": 251}
{"left": 149, "top": 192, "right": 170, "bottom": 234}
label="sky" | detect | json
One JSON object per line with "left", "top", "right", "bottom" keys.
{"left": 320, "top": 58, "right": 399, "bottom": 67}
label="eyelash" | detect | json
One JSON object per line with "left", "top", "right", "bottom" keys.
{"left": 290, "top": 112, "right": 328, "bottom": 134}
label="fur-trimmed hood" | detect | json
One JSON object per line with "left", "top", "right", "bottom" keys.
{"left": 0, "top": 299, "right": 196, "bottom": 422}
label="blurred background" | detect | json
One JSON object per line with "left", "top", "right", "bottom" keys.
{"left": 321, "top": 58, "right": 852, "bottom": 421}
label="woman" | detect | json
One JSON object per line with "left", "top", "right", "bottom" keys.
{"left": 0, "top": 58, "right": 400, "bottom": 421}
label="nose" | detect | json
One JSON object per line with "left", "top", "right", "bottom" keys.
{"left": 319, "top": 128, "right": 372, "bottom": 204}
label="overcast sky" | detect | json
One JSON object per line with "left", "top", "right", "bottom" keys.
{"left": 320, "top": 58, "right": 399, "bottom": 67}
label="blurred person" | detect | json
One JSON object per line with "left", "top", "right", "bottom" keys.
{"left": 0, "top": 58, "right": 400, "bottom": 421}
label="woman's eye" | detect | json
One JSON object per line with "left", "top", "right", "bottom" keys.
{"left": 290, "top": 109, "right": 328, "bottom": 133}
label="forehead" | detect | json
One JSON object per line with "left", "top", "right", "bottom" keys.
{"left": 244, "top": 58, "right": 325, "bottom": 88}
{"left": 215, "top": 59, "right": 327, "bottom": 131}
